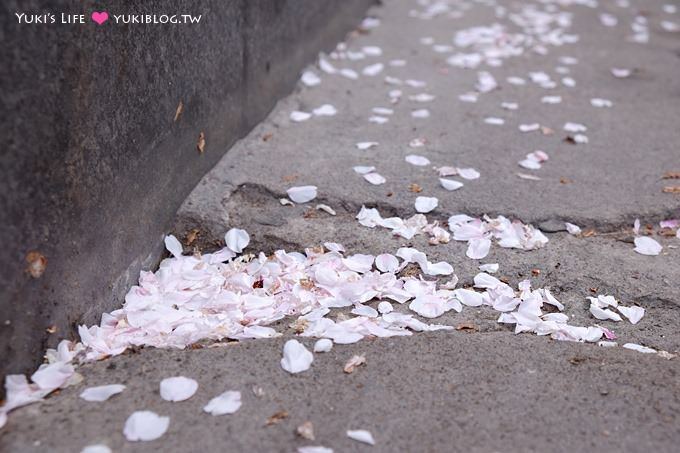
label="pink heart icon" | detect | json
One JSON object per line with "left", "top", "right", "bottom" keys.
{"left": 91, "top": 11, "right": 108, "bottom": 25}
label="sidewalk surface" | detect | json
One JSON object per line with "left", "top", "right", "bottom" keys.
{"left": 2, "top": 0, "right": 679, "bottom": 452}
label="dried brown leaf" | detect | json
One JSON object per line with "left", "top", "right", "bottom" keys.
{"left": 174, "top": 101, "right": 184, "bottom": 122}
{"left": 408, "top": 183, "right": 423, "bottom": 193}
{"left": 344, "top": 354, "right": 366, "bottom": 373}
{"left": 25, "top": 251, "right": 47, "bottom": 278}
{"left": 455, "top": 322, "right": 479, "bottom": 332}
{"left": 266, "top": 410, "right": 289, "bottom": 426}
{"left": 185, "top": 229, "right": 200, "bottom": 246}
{"left": 197, "top": 131, "right": 206, "bottom": 153}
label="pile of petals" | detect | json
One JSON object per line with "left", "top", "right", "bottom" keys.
{"left": 449, "top": 214, "right": 549, "bottom": 259}
{"left": 356, "top": 206, "right": 450, "bottom": 244}
{"left": 0, "top": 230, "right": 664, "bottom": 428}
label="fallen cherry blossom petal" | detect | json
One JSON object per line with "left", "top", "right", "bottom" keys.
{"left": 457, "top": 168, "right": 480, "bottom": 180}
{"left": 363, "top": 173, "right": 386, "bottom": 185}
{"left": 164, "top": 235, "right": 183, "bottom": 258}
{"left": 479, "top": 263, "right": 499, "bottom": 273}
{"left": 203, "top": 390, "right": 242, "bottom": 415}
{"left": 590, "top": 304, "right": 622, "bottom": 322}
{"left": 313, "top": 339, "right": 333, "bottom": 353}
{"left": 316, "top": 204, "right": 336, "bottom": 216}
{"left": 79, "top": 384, "right": 126, "bottom": 402}
{"left": 439, "top": 178, "right": 464, "bottom": 191}
{"left": 622, "top": 343, "right": 656, "bottom": 354}
{"left": 634, "top": 236, "right": 662, "bottom": 255}
{"left": 356, "top": 142, "right": 378, "bottom": 150}
{"left": 375, "top": 254, "right": 399, "bottom": 273}
{"left": 281, "top": 340, "right": 314, "bottom": 374}
{"left": 411, "top": 109, "right": 430, "bottom": 118}
{"left": 312, "top": 104, "right": 337, "bottom": 116}
{"left": 347, "top": 429, "right": 375, "bottom": 445}
{"left": 565, "top": 223, "right": 581, "bottom": 235}
{"left": 301, "top": 71, "right": 321, "bottom": 87}
{"left": 290, "top": 111, "right": 312, "bottom": 122}
{"left": 415, "top": 197, "right": 438, "bottom": 213}
{"left": 81, "top": 445, "right": 112, "bottom": 453}
{"left": 405, "top": 155, "right": 430, "bottom": 166}
{"left": 160, "top": 376, "right": 198, "bottom": 402}
{"left": 617, "top": 305, "right": 645, "bottom": 324}
{"left": 123, "top": 411, "right": 170, "bottom": 442}
{"left": 287, "top": 186, "right": 318, "bottom": 203}
{"left": 298, "top": 447, "right": 333, "bottom": 453}
{"left": 225, "top": 228, "right": 249, "bottom": 254}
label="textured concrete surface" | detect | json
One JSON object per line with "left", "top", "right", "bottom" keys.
{"left": 0, "top": 0, "right": 375, "bottom": 378}
{"left": 2, "top": 0, "right": 680, "bottom": 451}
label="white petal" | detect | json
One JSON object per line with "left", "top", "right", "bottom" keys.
{"left": 363, "top": 173, "right": 386, "bottom": 185}
{"left": 281, "top": 340, "right": 314, "bottom": 374}
{"left": 425, "top": 261, "right": 453, "bottom": 276}
{"left": 622, "top": 343, "right": 656, "bottom": 353}
{"left": 473, "top": 272, "right": 502, "bottom": 289}
{"left": 225, "top": 228, "right": 250, "bottom": 254}
{"left": 362, "top": 63, "right": 384, "bottom": 76}
{"left": 347, "top": 429, "right": 375, "bottom": 445}
{"left": 590, "top": 98, "right": 612, "bottom": 108}
{"left": 301, "top": 71, "right": 321, "bottom": 87}
{"left": 484, "top": 117, "right": 504, "bottom": 125}
{"left": 79, "top": 384, "right": 126, "bottom": 402}
{"left": 377, "top": 301, "right": 394, "bottom": 314}
{"left": 290, "top": 111, "right": 312, "bottom": 122}
{"left": 81, "top": 445, "right": 112, "bottom": 453}
{"left": 519, "top": 123, "right": 540, "bottom": 132}
{"left": 316, "top": 204, "right": 336, "bottom": 216}
{"left": 439, "top": 178, "right": 464, "bottom": 191}
{"left": 319, "top": 58, "right": 337, "bottom": 74}
{"left": 405, "top": 155, "right": 430, "bottom": 166}
{"left": 160, "top": 376, "right": 198, "bottom": 402}
{"left": 411, "top": 109, "right": 430, "bottom": 118}
{"left": 466, "top": 238, "right": 491, "bottom": 259}
{"left": 123, "top": 411, "right": 170, "bottom": 442}
{"left": 564, "top": 122, "right": 587, "bottom": 132}
{"left": 478, "top": 263, "right": 499, "bottom": 273}
{"left": 368, "top": 115, "right": 389, "bottom": 124}
{"left": 340, "top": 68, "right": 359, "bottom": 79}
{"left": 353, "top": 166, "right": 375, "bottom": 174}
{"left": 375, "top": 254, "right": 399, "bottom": 273}
{"left": 298, "top": 447, "right": 333, "bottom": 453}
{"left": 164, "top": 235, "right": 183, "bottom": 258}
{"left": 565, "top": 223, "right": 581, "bottom": 235}
{"left": 589, "top": 304, "right": 622, "bottom": 322}
{"left": 287, "top": 186, "right": 318, "bottom": 203}
{"left": 356, "top": 141, "right": 378, "bottom": 150}
{"left": 611, "top": 67, "right": 632, "bottom": 78}
{"left": 313, "top": 339, "right": 333, "bottom": 353}
{"left": 617, "top": 305, "right": 645, "bottom": 324}
{"left": 410, "top": 295, "right": 447, "bottom": 318}
{"left": 203, "top": 390, "right": 242, "bottom": 415}
{"left": 312, "top": 104, "right": 337, "bottom": 116}
{"left": 457, "top": 168, "right": 480, "bottom": 180}
{"left": 415, "top": 197, "right": 438, "bottom": 213}
{"left": 453, "top": 289, "right": 484, "bottom": 307}
{"left": 634, "top": 236, "right": 662, "bottom": 256}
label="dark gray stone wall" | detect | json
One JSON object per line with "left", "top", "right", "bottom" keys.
{"left": 0, "top": 0, "right": 374, "bottom": 378}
